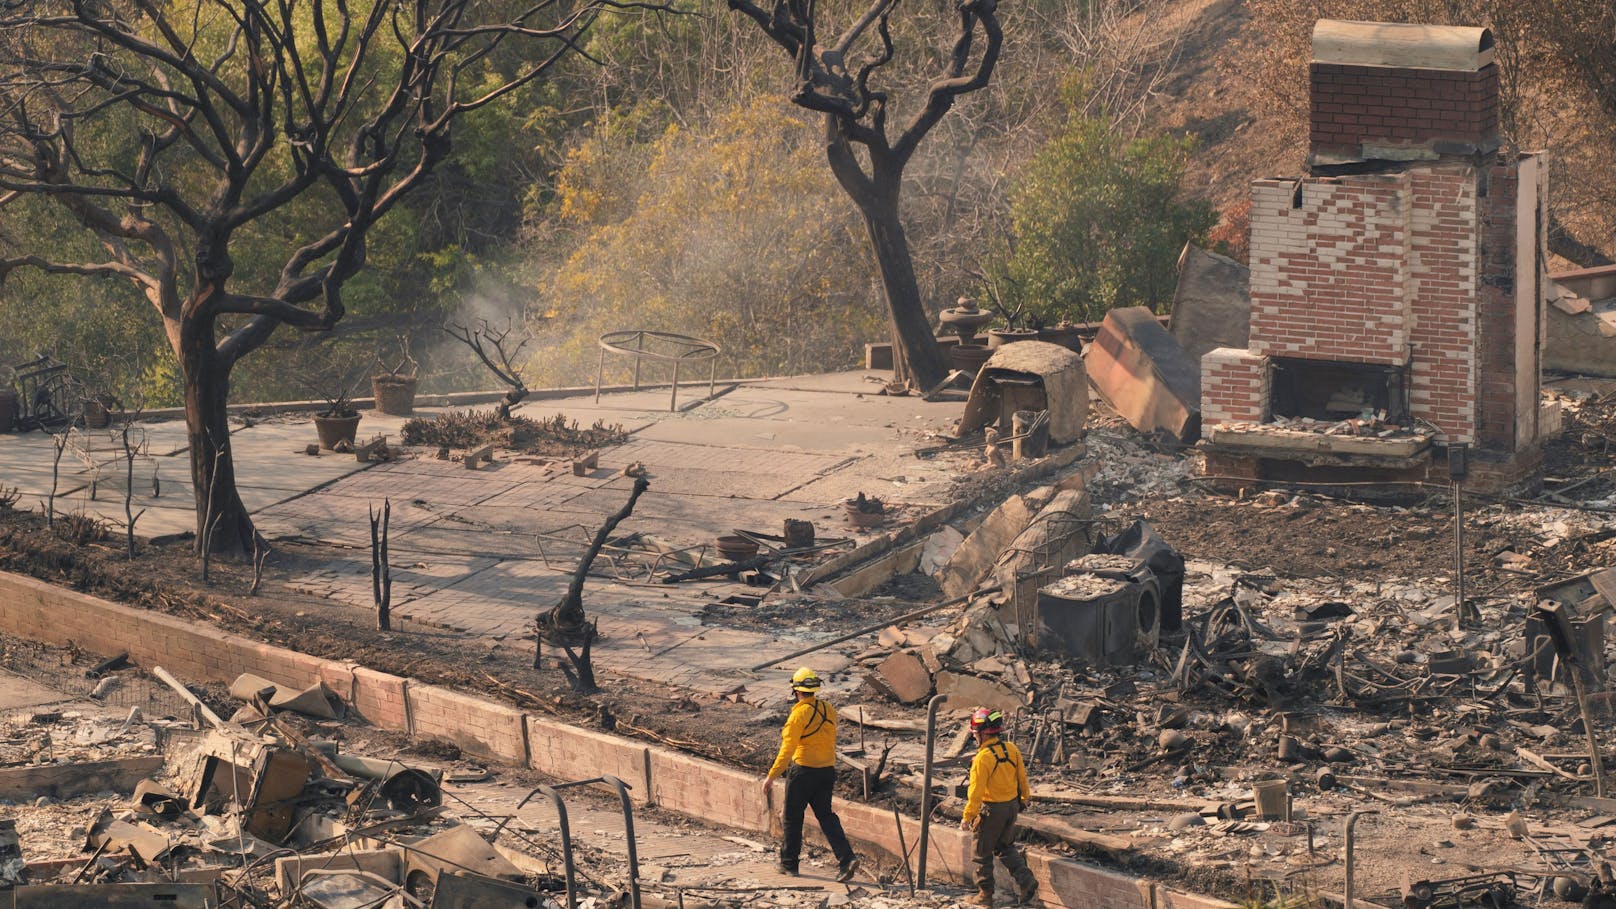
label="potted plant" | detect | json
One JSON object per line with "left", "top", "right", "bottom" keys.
{"left": 371, "top": 337, "right": 420, "bottom": 416}
{"left": 983, "top": 281, "right": 1042, "bottom": 349}
{"left": 311, "top": 372, "right": 364, "bottom": 450}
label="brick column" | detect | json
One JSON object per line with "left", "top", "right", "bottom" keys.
{"left": 1201, "top": 348, "right": 1269, "bottom": 428}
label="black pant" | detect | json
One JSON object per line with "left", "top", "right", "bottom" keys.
{"left": 780, "top": 765, "right": 854, "bottom": 869}
{"left": 973, "top": 799, "right": 1034, "bottom": 894}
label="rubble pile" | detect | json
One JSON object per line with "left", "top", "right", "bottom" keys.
{"left": 0, "top": 669, "right": 646, "bottom": 908}
{"left": 1214, "top": 413, "right": 1433, "bottom": 440}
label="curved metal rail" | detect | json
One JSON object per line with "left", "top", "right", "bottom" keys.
{"left": 594, "top": 330, "right": 720, "bottom": 412}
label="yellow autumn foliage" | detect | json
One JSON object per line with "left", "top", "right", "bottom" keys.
{"left": 530, "top": 96, "right": 884, "bottom": 386}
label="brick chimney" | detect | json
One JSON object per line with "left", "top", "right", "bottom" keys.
{"left": 1309, "top": 20, "right": 1499, "bottom": 167}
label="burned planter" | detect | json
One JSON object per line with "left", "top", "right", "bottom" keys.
{"left": 959, "top": 341, "right": 1087, "bottom": 447}
{"left": 1035, "top": 557, "right": 1161, "bottom": 666}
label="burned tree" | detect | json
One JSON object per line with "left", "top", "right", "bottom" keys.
{"left": 536, "top": 477, "right": 649, "bottom": 693}
{"left": 370, "top": 499, "right": 392, "bottom": 632}
{"left": 0, "top": 0, "right": 655, "bottom": 555}
{"left": 445, "top": 318, "right": 531, "bottom": 420}
{"left": 729, "top": 0, "right": 1003, "bottom": 390}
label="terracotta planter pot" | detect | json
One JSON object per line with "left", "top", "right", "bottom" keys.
{"left": 372, "top": 375, "right": 419, "bottom": 416}
{"left": 844, "top": 500, "right": 887, "bottom": 529}
{"left": 314, "top": 413, "right": 361, "bottom": 450}
{"left": 987, "top": 328, "right": 1039, "bottom": 349}
{"left": 714, "top": 535, "right": 760, "bottom": 562}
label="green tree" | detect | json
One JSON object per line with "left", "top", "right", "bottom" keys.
{"left": 0, "top": 0, "right": 655, "bottom": 554}
{"left": 992, "top": 103, "right": 1213, "bottom": 323}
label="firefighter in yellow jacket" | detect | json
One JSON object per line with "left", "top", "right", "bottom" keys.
{"left": 960, "top": 707, "right": 1038, "bottom": 906}
{"left": 761, "top": 667, "right": 859, "bottom": 882}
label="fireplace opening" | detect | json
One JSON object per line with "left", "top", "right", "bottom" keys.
{"left": 1269, "top": 358, "right": 1409, "bottom": 423}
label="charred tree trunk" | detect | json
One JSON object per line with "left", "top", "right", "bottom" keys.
{"left": 857, "top": 184, "right": 946, "bottom": 389}
{"left": 180, "top": 314, "right": 255, "bottom": 556}
{"left": 536, "top": 477, "right": 650, "bottom": 692}
{"left": 825, "top": 124, "right": 947, "bottom": 391}
{"left": 371, "top": 499, "right": 392, "bottom": 631}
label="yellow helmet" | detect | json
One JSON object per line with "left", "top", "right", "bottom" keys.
{"left": 790, "top": 667, "right": 822, "bottom": 693}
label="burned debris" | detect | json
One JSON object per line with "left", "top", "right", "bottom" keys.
{"left": 0, "top": 655, "right": 659, "bottom": 909}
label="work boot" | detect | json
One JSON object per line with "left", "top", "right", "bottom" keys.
{"left": 775, "top": 861, "right": 798, "bottom": 877}
{"left": 835, "top": 857, "right": 860, "bottom": 883}
{"left": 1017, "top": 877, "right": 1040, "bottom": 905}
{"left": 968, "top": 889, "right": 994, "bottom": 906}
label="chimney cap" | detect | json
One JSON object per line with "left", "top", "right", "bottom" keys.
{"left": 1312, "top": 20, "right": 1494, "bottom": 71}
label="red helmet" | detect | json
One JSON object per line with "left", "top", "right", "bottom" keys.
{"left": 970, "top": 707, "right": 1005, "bottom": 735}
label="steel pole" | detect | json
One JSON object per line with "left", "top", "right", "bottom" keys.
{"left": 1453, "top": 478, "right": 1466, "bottom": 630}
{"left": 1344, "top": 810, "right": 1377, "bottom": 909}
{"left": 917, "top": 693, "right": 948, "bottom": 889}
{"left": 603, "top": 776, "right": 642, "bottom": 909}
{"left": 517, "top": 785, "right": 577, "bottom": 908}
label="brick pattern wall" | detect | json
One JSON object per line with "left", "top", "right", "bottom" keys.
{"left": 1310, "top": 62, "right": 1499, "bottom": 158}
{"left": 1248, "top": 173, "right": 1411, "bottom": 364}
{"left": 1475, "top": 162, "right": 1520, "bottom": 448}
{"left": 1407, "top": 166, "right": 1482, "bottom": 443}
{"left": 1201, "top": 348, "right": 1269, "bottom": 429}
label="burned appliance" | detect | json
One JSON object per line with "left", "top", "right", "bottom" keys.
{"left": 1034, "top": 554, "right": 1162, "bottom": 666}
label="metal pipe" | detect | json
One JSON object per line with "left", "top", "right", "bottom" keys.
{"left": 750, "top": 586, "right": 1000, "bottom": 673}
{"left": 595, "top": 347, "right": 606, "bottom": 404}
{"left": 603, "top": 775, "right": 642, "bottom": 909}
{"left": 893, "top": 803, "right": 915, "bottom": 896}
{"left": 517, "top": 785, "right": 577, "bottom": 908}
{"left": 1344, "top": 810, "right": 1378, "bottom": 909}
{"left": 1453, "top": 478, "right": 1466, "bottom": 630}
{"left": 670, "top": 358, "right": 681, "bottom": 412}
{"left": 917, "top": 692, "right": 948, "bottom": 890}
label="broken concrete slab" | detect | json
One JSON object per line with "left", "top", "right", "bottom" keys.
{"left": 1087, "top": 306, "right": 1202, "bottom": 443}
{"left": 935, "top": 670, "right": 1024, "bottom": 711}
{"left": 0, "top": 755, "right": 164, "bottom": 802}
{"left": 920, "top": 525, "right": 965, "bottom": 576}
{"left": 1169, "top": 245, "right": 1251, "bottom": 366}
{"left": 400, "top": 823, "right": 523, "bottom": 891}
{"left": 828, "top": 538, "right": 925, "bottom": 598}
{"left": 938, "top": 495, "right": 1033, "bottom": 598}
{"left": 1548, "top": 266, "right": 1616, "bottom": 376}
{"left": 84, "top": 810, "right": 171, "bottom": 865}
{"left": 868, "top": 651, "right": 933, "bottom": 704}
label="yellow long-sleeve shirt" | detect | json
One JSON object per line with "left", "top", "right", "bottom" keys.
{"left": 961, "top": 737, "right": 1031, "bottom": 825}
{"left": 766, "top": 697, "right": 837, "bottom": 779}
